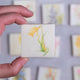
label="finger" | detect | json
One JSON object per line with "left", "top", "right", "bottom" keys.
{"left": 0, "top": 13, "right": 27, "bottom": 36}
{"left": 0, "top": 57, "right": 29, "bottom": 78}
{"left": 0, "top": 13, "right": 27, "bottom": 25}
{"left": 0, "top": 5, "right": 33, "bottom": 17}
{"left": 0, "top": 24, "right": 5, "bottom": 36}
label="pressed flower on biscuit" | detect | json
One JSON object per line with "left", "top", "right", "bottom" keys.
{"left": 28, "top": 26, "right": 40, "bottom": 37}
{"left": 75, "top": 36, "right": 80, "bottom": 49}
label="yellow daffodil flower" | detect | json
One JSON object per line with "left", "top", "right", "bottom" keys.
{"left": 75, "top": 36, "right": 80, "bottom": 49}
{"left": 28, "top": 27, "right": 40, "bottom": 37}
{"left": 28, "top": 25, "right": 49, "bottom": 56}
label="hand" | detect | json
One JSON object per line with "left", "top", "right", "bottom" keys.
{"left": 0, "top": 5, "right": 33, "bottom": 78}
{"left": 0, "top": 57, "right": 29, "bottom": 78}
{"left": 0, "top": 5, "right": 33, "bottom": 36}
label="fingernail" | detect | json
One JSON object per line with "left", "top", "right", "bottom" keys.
{"left": 22, "top": 18, "right": 27, "bottom": 24}
{"left": 27, "top": 8, "right": 33, "bottom": 13}
{"left": 25, "top": 9, "right": 33, "bottom": 15}
{"left": 22, "top": 58, "right": 29, "bottom": 65}
{"left": 25, "top": 58, "right": 29, "bottom": 61}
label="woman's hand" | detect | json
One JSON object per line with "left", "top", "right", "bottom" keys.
{"left": 0, "top": 5, "right": 33, "bottom": 36}
{"left": 0, "top": 57, "right": 29, "bottom": 78}
{"left": 0, "top": 5, "right": 33, "bottom": 78}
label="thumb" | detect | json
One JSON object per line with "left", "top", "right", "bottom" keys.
{"left": 0, "top": 57, "right": 28, "bottom": 78}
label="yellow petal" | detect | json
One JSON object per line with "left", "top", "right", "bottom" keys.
{"left": 31, "top": 27, "right": 40, "bottom": 32}
{"left": 18, "top": 36, "right": 21, "bottom": 44}
{"left": 28, "top": 32, "right": 35, "bottom": 37}
{"left": 28, "top": 26, "right": 40, "bottom": 37}
{"left": 48, "top": 68, "right": 52, "bottom": 74}
{"left": 75, "top": 36, "right": 80, "bottom": 48}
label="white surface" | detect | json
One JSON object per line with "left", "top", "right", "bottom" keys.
{"left": 0, "top": 0, "right": 80, "bottom": 80}
{"left": 38, "top": 67, "right": 60, "bottom": 80}
{"left": 22, "top": 24, "right": 55, "bottom": 57}
{"left": 42, "top": 4, "right": 65, "bottom": 25}
{"left": 8, "top": 68, "right": 31, "bottom": 80}
{"left": 55, "top": 37, "right": 60, "bottom": 57}
{"left": 9, "top": 33, "right": 21, "bottom": 56}
{"left": 70, "top": 4, "right": 80, "bottom": 26}
{"left": 72, "top": 35, "right": 80, "bottom": 57}
{"left": 73, "top": 66, "right": 80, "bottom": 80}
